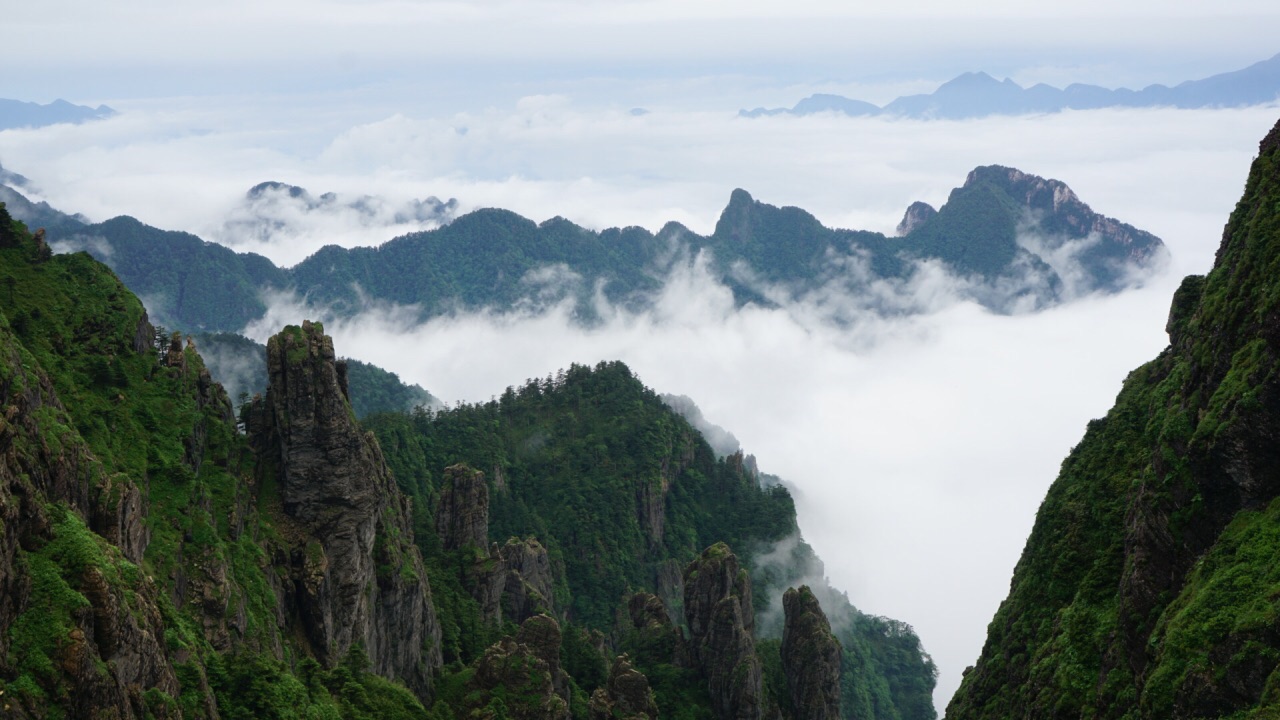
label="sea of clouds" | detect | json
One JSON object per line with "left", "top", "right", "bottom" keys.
{"left": 2, "top": 97, "right": 1276, "bottom": 707}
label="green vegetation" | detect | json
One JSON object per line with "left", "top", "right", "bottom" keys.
{"left": 946, "top": 122, "right": 1280, "bottom": 719}
{"left": 367, "top": 361, "right": 798, "bottom": 630}
{"left": 0, "top": 204, "right": 421, "bottom": 718}
{"left": 0, "top": 198, "right": 937, "bottom": 719}
{"left": 368, "top": 360, "right": 937, "bottom": 718}
{"left": 45, "top": 168, "right": 1164, "bottom": 332}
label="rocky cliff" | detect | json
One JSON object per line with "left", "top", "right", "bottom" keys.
{"left": 0, "top": 312, "right": 179, "bottom": 718}
{"left": 684, "top": 542, "right": 764, "bottom": 720}
{"left": 247, "top": 320, "right": 442, "bottom": 696}
{"left": 589, "top": 654, "right": 659, "bottom": 720}
{"left": 946, "top": 116, "right": 1280, "bottom": 718}
{"left": 781, "top": 586, "right": 842, "bottom": 720}
{"left": 462, "top": 614, "right": 572, "bottom": 719}
{"left": 435, "top": 463, "right": 489, "bottom": 552}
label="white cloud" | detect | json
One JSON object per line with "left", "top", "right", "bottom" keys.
{"left": 1, "top": 90, "right": 1274, "bottom": 711}
{"left": 240, "top": 238, "right": 1180, "bottom": 709}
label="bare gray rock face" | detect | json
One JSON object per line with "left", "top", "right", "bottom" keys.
{"left": 436, "top": 463, "right": 489, "bottom": 551}
{"left": 499, "top": 536, "right": 556, "bottom": 622}
{"left": 781, "top": 586, "right": 842, "bottom": 720}
{"left": 683, "top": 542, "right": 763, "bottom": 720}
{"left": 896, "top": 200, "right": 937, "bottom": 236}
{"left": 589, "top": 654, "right": 659, "bottom": 720}
{"left": 252, "top": 320, "right": 441, "bottom": 698}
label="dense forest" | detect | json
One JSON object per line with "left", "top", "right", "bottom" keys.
{"left": 3, "top": 165, "right": 1167, "bottom": 333}
{"left": 0, "top": 201, "right": 936, "bottom": 719}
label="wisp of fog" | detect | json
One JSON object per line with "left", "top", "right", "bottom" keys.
{"left": 4, "top": 99, "right": 1276, "bottom": 708}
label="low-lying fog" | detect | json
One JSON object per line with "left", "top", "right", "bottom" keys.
{"left": 3, "top": 99, "right": 1275, "bottom": 708}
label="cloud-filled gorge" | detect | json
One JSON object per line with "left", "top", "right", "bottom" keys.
{"left": 237, "top": 234, "right": 1176, "bottom": 706}
{"left": 3, "top": 100, "right": 1276, "bottom": 708}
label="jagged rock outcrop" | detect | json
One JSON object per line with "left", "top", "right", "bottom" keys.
{"left": 440, "top": 462, "right": 555, "bottom": 625}
{"left": 467, "top": 614, "right": 572, "bottom": 720}
{"left": 248, "top": 320, "right": 441, "bottom": 697}
{"left": 589, "top": 654, "right": 659, "bottom": 720}
{"left": 896, "top": 200, "right": 937, "bottom": 236}
{"left": 468, "top": 536, "right": 556, "bottom": 624}
{"left": 436, "top": 463, "right": 489, "bottom": 551}
{"left": 498, "top": 536, "right": 556, "bottom": 623}
{"left": 781, "top": 586, "right": 842, "bottom": 720}
{"left": 620, "top": 591, "right": 689, "bottom": 669}
{"left": 684, "top": 542, "right": 763, "bottom": 720}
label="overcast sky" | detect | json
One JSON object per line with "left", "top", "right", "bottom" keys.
{"left": 4, "top": 2, "right": 1280, "bottom": 713}
{"left": 4, "top": 0, "right": 1280, "bottom": 109}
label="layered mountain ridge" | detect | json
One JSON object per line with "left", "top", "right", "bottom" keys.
{"left": 0, "top": 203, "right": 937, "bottom": 718}
{"left": 2, "top": 165, "right": 1165, "bottom": 334}
{"left": 742, "top": 52, "right": 1280, "bottom": 120}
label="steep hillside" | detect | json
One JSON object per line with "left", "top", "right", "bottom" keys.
{"left": 0, "top": 200, "right": 935, "bottom": 719}
{"left": 0, "top": 207, "right": 439, "bottom": 718}
{"left": 946, "top": 117, "right": 1280, "bottom": 719}
{"left": 17, "top": 166, "right": 1167, "bottom": 332}
{"left": 366, "top": 364, "right": 939, "bottom": 719}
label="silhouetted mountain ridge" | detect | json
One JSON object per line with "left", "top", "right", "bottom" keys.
{"left": 742, "top": 53, "right": 1280, "bottom": 119}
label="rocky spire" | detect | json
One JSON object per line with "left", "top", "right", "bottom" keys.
{"left": 781, "top": 586, "right": 842, "bottom": 720}
{"left": 589, "top": 654, "right": 660, "bottom": 720}
{"left": 896, "top": 200, "right": 937, "bottom": 236}
{"left": 251, "top": 320, "right": 441, "bottom": 697}
{"left": 436, "top": 463, "right": 489, "bottom": 551}
{"left": 468, "top": 614, "right": 572, "bottom": 719}
{"left": 683, "top": 542, "right": 763, "bottom": 720}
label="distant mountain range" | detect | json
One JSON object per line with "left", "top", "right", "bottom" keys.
{"left": 0, "top": 165, "right": 1167, "bottom": 333}
{"left": 0, "top": 97, "right": 116, "bottom": 130}
{"left": 742, "top": 53, "right": 1280, "bottom": 120}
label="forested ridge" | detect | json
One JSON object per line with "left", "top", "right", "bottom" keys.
{"left": 0, "top": 201, "right": 936, "bottom": 719}
{"left": 10, "top": 165, "right": 1167, "bottom": 333}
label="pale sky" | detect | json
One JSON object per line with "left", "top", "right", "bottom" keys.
{"left": 4, "top": 2, "right": 1280, "bottom": 714}
{"left": 4, "top": 1, "right": 1279, "bottom": 109}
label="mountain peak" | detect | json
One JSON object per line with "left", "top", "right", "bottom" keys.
{"left": 941, "top": 71, "right": 1006, "bottom": 90}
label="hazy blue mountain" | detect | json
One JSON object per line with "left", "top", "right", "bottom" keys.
{"left": 0, "top": 97, "right": 116, "bottom": 129}
{"left": 14, "top": 166, "right": 1166, "bottom": 332}
{"left": 742, "top": 52, "right": 1280, "bottom": 119}
{"left": 0, "top": 183, "right": 89, "bottom": 236}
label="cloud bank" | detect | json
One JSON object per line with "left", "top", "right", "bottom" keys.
{"left": 2, "top": 98, "right": 1274, "bottom": 709}
{"left": 240, "top": 238, "right": 1179, "bottom": 708}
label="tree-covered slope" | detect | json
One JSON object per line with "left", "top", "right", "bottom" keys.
{"left": 366, "top": 362, "right": 939, "bottom": 719}
{"left": 0, "top": 199, "right": 934, "bottom": 719}
{"left": 19, "top": 166, "right": 1167, "bottom": 332}
{"left": 0, "top": 206, "right": 437, "bottom": 718}
{"left": 946, "top": 116, "right": 1280, "bottom": 720}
